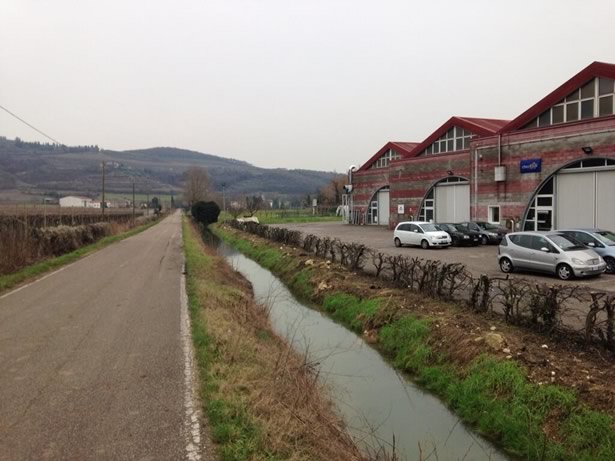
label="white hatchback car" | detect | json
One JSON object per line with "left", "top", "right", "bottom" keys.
{"left": 394, "top": 221, "right": 452, "bottom": 249}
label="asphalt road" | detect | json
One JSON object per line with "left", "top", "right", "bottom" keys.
{"left": 0, "top": 212, "right": 202, "bottom": 460}
{"left": 276, "top": 221, "right": 615, "bottom": 292}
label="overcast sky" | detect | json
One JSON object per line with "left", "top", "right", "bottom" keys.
{"left": 1, "top": 1, "right": 614, "bottom": 172}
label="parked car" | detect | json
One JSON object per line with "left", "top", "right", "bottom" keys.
{"left": 458, "top": 221, "right": 508, "bottom": 245}
{"left": 498, "top": 231, "right": 606, "bottom": 280}
{"left": 558, "top": 229, "right": 615, "bottom": 274}
{"left": 438, "top": 223, "right": 480, "bottom": 246}
{"left": 394, "top": 221, "right": 452, "bottom": 249}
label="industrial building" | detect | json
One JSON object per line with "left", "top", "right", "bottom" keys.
{"left": 348, "top": 62, "right": 615, "bottom": 232}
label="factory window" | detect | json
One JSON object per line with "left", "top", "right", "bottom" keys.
{"left": 522, "top": 77, "right": 615, "bottom": 129}
{"left": 421, "top": 126, "right": 473, "bottom": 155}
{"left": 370, "top": 149, "right": 401, "bottom": 169}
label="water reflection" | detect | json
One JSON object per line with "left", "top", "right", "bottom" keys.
{"left": 215, "top": 239, "right": 507, "bottom": 461}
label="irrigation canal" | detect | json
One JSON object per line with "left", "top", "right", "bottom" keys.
{"left": 216, "top": 241, "right": 508, "bottom": 460}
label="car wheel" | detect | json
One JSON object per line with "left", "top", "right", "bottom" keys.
{"left": 480, "top": 235, "right": 488, "bottom": 245}
{"left": 451, "top": 237, "right": 457, "bottom": 247}
{"left": 557, "top": 263, "right": 574, "bottom": 281}
{"left": 499, "top": 257, "right": 513, "bottom": 273}
{"left": 421, "top": 239, "right": 429, "bottom": 249}
{"left": 605, "top": 257, "right": 615, "bottom": 274}
{"left": 394, "top": 237, "right": 402, "bottom": 248}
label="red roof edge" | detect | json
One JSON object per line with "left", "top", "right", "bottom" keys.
{"left": 404, "top": 116, "right": 509, "bottom": 159}
{"left": 357, "top": 141, "right": 419, "bottom": 172}
{"left": 500, "top": 61, "right": 615, "bottom": 132}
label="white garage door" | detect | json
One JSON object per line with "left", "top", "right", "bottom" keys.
{"left": 556, "top": 172, "right": 595, "bottom": 228}
{"left": 435, "top": 184, "right": 470, "bottom": 223}
{"left": 377, "top": 190, "right": 390, "bottom": 226}
{"left": 596, "top": 170, "right": 615, "bottom": 230}
{"left": 556, "top": 170, "right": 615, "bottom": 230}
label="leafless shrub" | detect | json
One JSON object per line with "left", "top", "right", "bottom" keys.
{"left": 585, "top": 293, "right": 615, "bottom": 349}
{"left": 370, "top": 251, "right": 387, "bottom": 278}
{"left": 228, "top": 221, "right": 615, "bottom": 351}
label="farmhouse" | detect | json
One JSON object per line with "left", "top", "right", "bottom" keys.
{"left": 348, "top": 61, "right": 615, "bottom": 232}
{"left": 59, "top": 196, "right": 93, "bottom": 208}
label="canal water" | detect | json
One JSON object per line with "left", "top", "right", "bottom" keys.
{"left": 217, "top": 242, "right": 507, "bottom": 460}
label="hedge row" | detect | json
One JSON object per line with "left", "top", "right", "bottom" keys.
{"left": 229, "top": 220, "right": 615, "bottom": 351}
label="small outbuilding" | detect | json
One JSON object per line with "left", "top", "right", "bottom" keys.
{"left": 59, "top": 196, "right": 93, "bottom": 208}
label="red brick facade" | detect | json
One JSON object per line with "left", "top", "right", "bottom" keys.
{"left": 349, "top": 62, "right": 615, "bottom": 229}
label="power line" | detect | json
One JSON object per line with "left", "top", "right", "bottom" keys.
{"left": 0, "top": 103, "right": 62, "bottom": 145}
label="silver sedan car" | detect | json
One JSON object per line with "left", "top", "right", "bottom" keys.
{"left": 498, "top": 231, "right": 606, "bottom": 280}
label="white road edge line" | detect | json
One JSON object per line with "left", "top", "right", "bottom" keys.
{"left": 0, "top": 254, "right": 95, "bottom": 301}
{"left": 0, "top": 223, "right": 153, "bottom": 302}
{"left": 180, "top": 255, "right": 203, "bottom": 461}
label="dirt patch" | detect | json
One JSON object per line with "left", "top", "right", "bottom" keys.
{"left": 223, "top": 225, "right": 615, "bottom": 416}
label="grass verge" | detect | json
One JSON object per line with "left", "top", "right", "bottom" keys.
{"left": 214, "top": 224, "right": 615, "bottom": 461}
{"left": 219, "top": 211, "right": 340, "bottom": 225}
{"left": 0, "top": 218, "right": 161, "bottom": 294}
{"left": 183, "top": 218, "right": 364, "bottom": 461}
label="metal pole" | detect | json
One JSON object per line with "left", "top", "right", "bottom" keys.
{"left": 101, "top": 161, "right": 106, "bottom": 217}
{"left": 222, "top": 183, "right": 226, "bottom": 213}
{"left": 132, "top": 182, "right": 135, "bottom": 223}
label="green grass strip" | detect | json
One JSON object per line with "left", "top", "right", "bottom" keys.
{"left": 215, "top": 224, "right": 615, "bottom": 461}
{"left": 212, "top": 226, "right": 314, "bottom": 298}
{"left": 218, "top": 211, "right": 340, "bottom": 225}
{"left": 183, "top": 218, "right": 272, "bottom": 461}
{"left": 0, "top": 218, "right": 161, "bottom": 294}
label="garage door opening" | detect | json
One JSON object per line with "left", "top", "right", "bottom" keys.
{"left": 367, "top": 187, "right": 390, "bottom": 225}
{"left": 418, "top": 177, "right": 470, "bottom": 223}
{"left": 523, "top": 157, "right": 615, "bottom": 231}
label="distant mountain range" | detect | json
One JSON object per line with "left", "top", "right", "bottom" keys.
{"left": 0, "top": 137, "right": 339, "bottom": 201}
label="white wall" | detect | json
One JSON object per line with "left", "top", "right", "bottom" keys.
{"left": 59, "top": 196, "right": 92, "bottom": 207}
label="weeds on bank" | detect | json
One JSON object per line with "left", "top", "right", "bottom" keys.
{"left": 184, "top": 219, "right": 365, "bottom": 461}
{"left": 216, "top": 224, "right": 615, "bottom": 461}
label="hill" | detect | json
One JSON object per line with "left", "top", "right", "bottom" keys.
{"left": 0, "top": 137, "right": 339, "bottom": 201}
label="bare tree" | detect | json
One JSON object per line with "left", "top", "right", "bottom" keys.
{"left": 245, "top": 195, "right": 264, "bottom": 216}
{"left": 316, "top": 175, "right": 346, "bottom": 206}
{"left": 228, "top": 200, "right": 244, "bottom": 219}
{"left": 183, "top": 166, "right": 210, "bottom": 205}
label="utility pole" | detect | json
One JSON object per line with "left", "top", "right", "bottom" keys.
{"left": 132, "top": 182, "right": 136, "bottom": 223}
{"left": 222, "top": 183, "right": 226, "bottom": 213}
{"left": 101, "top": 161, "right": 106, "bottom": 217}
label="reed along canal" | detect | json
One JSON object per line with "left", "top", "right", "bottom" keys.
{"left": 217, "top": 241, "right": 507, "bottom": 460}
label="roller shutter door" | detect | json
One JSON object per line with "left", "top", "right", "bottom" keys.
{"left": 596, "top": 170, "right": 615, "bottom": 230}
{"left": 556, "top": 172, "right": 595, "bottom": 229}
{"left": 435, "top": 184, "right": 470, "bottom": 223}
{"left": 377, "top": 190, "right": 390, "bottom": 226}
{"left": 556, "top": 170, "right": 615, "bottom": 230}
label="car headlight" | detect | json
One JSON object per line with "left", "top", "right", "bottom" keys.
{"left": 463, "top": 235, "right": 469, "bottom": 239}
{"left": 572, "top": 258, "right": 586, "bottom": 266}
{"left": 488, "top": 232, "right": 498, "bottom": 237}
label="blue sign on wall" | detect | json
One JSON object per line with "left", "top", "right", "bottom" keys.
{"left": 520, "top": 158, "right": 542, "bottom": 174}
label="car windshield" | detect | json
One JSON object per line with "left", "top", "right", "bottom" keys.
{"left": 596, "top": 231, "right": 615, "bottom": 246}
{"left": 439, "top": 224, "right": 453, "bottom": 232}
{"left": 477, "top": 222, "right": 499, "bottom": 230}
{"left": 548, "top": 234, "right": 586, "bottom": 251}
{"left": 421, "top": 224, "right": 440, "bottom": 232}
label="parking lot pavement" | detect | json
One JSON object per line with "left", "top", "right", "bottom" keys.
{"left": 275, "top": 221, "right": 615, "bottom": 293}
